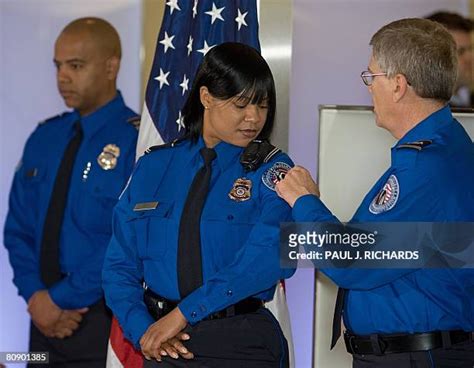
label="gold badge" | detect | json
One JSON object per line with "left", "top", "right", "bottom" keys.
{"left": 97, "top": 144, "right": 120, "bottom": 170}
{"left": 229, "top": 178, "right": 252, "bottom": 202}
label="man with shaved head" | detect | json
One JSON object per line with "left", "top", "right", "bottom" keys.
{"left": 4, "top": 17, "right": 139, "bottom": 367}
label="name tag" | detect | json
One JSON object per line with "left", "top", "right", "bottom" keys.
{"left": 133, "top": 201, "right": 159, "bottom": 211}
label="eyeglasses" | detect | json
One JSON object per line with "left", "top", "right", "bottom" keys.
{"left": 360, "top": 70, "right": 387, "bottom": 86}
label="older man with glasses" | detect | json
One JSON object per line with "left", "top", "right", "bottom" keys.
{"left": 276, "top": 18, "right": 474, "bottom": 368}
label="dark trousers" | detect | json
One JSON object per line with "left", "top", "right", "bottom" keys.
{"left": 28, "top": 300, "right": 111, "bottom": 368}
{"left": 352, "top": 341, "right": 474, "bottom": 368}
{"left": 144, "top": 308, "right": 289, "bottom": 368}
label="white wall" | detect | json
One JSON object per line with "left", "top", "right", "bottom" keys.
{"left": 288, "top": 1, "right": 469, "bottom": 367}
{"left": 0, "top": 1, "right": 141, "bottom": 363}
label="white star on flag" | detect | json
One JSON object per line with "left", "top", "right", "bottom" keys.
{"left": 166, "top": 0, "right": 181, "bottom": 15}
{"left": 159, "top": 32, "right": 176, "bottom": 53}
{"left": 235, "top": 9, "right": 248, "bottom": 30}
{"left": 179, "top": 75, "right": 189, "bottom": 95}
{"left": 176, "top": 110, "right": 185, "bottom": 132}
{"left": 192, "top": 0, "right": 198, "bottom": 18}
{"left": 197, "top": 40, "right": 215, "bottom": 55}
{"left": 154, "top": 68, "right": 170, "bottom": 89}
{"left": 187, "top": 36, "right": 193, "bottom": 56}
{"left": 205, "top": 2, "right": 225, "bottom": 24}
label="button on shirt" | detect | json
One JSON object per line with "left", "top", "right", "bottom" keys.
{"left": 102, "top": 138, "right": 295, "bottom": 346}
{"left": 292, "top": 105, "right": 474, "bottom": 335}
{"left": 4, "top": 92, "right": 138, "bottom": 309}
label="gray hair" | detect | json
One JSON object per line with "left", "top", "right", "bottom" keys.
{"left": 370, "top": 18, "right": 457, "bottom": 102}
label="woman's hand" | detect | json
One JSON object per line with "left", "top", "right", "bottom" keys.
{"left": 140, "top": 307, "right": 189, "bottom": 361}
{"left": 158, "top": 332, "right": 194, "bottom": 360}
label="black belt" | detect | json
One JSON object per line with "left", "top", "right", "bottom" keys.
{"left": 344, "top": 330, "right": 473, "bottom": 355}
{"left": 143, "top": 288, "right": 263, "bottom": 321}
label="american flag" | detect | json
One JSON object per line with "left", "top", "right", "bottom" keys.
{"left": 107, "top": 1, "right": 294, "bottom": 367}
{"left": 135, "top": 0, "right": 260, "bottom": 156}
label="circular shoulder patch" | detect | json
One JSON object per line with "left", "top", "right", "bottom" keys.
{"left": 369, "top": 174, "right": 399, "bottom": 214}
{"left": 262, "top": 162, "right": 292, "bottom": 191}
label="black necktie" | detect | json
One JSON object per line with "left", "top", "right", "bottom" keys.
{"left": 40, "top": 121, "right": 83, "bottom": 287}
{"left": 331, "top": 287, "right": 346, "bottom": 349}
{"left": 177, "top": 147, "right": 216, "bottom": 298}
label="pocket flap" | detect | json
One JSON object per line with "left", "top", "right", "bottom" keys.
{"left": 204, "top": 203, "right": 258, "bottom": 224}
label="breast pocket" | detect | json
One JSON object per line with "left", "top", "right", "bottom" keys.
{"left": 203, "top": 202, "right": 260, "bottom": 251}
{"left": 75, "top": 170, "right": 125, "bottom": 235}
{"left": 128, "top": 201, "right": 175, "bottom": 260}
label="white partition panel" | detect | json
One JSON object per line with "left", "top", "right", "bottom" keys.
{"left": 314, "top": 105, "right": 474, "bottom": 368}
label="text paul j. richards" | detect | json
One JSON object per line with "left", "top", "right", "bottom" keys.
{"left": 288, "top": 249, "right": 420, "bottom": 261}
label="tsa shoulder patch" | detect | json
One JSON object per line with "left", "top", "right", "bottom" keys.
{"left": 369, "top": 174, "right": 400, "bottom": 214}
{"left": 262, "top": 162, "right": 291, "bottom": 191}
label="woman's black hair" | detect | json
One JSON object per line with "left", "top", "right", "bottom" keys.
{"left": 182, "top": 42, "right": 276, "bottom": 142}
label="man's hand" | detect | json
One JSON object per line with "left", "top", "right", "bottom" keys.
{"left": 53, "top": 309, "right": 89, "bottom": 339}
{"left": 28, "top": 290, "right": 88, "bottom": 338}
{"left": 28, "top": 290, "right": 62, "bottom": 337}
{"left": 140, "top": 307, "right": 188, "bottom": 361}
{"left": 275, "top": 166, "right": 320, "bottom": 207}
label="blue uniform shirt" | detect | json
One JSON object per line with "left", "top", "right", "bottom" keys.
{"left": 292, "top": 105, "right": 474, "bottom": 335}
{"left": 102, "top": 137, "right": 295, "bottom": 346}
{"left": 4, "top": 91, "right": 138, "bottom": 309}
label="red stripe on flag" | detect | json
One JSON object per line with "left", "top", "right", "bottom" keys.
{"left": 110, "top": 317, "right": 143, "bottom": 368}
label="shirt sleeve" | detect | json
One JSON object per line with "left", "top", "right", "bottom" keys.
{"left": 291, "top": 189, "right": 416, "bottom": 291}
{"left": 102, "top": 161, "right": 155, "bottom": 347}
{"left": 178, "top": 155, "right": 297, "bottom": 324}
{"left": 3, "top": 141, "right": 46, "bottom": 302}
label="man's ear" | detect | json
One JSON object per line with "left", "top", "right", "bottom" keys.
{"left": 392, "top": 73, "right": 409, "bottom": 102}
{"left": 106, "top": 56, "right": 120, "bottom": 81}
{"left": 200, "top": 86, "right": 212, "bottom": 109}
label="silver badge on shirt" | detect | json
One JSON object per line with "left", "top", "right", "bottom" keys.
{"left": 97, "top": 144, "right": 120, "bottom": 170}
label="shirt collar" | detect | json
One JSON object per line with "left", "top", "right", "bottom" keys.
{"left": 213, "top": 140, "right": 244, "bottom": 172}
{"left": 77, "top": 91, "right": 125, "bottom": 138}
{"left": 396, "top": 104, "right": 453, "bottom": 146}
{"left": 189, "top": 137, "right": 243, "bottom": 172}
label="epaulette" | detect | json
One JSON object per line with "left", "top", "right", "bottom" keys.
{"left": 396, "top": 140, "right": 432, "bottom": 151}
{"left": 127, "top": 115, "right": 141, "bottom": 130}
{"left": 38, "top": 113, "right": 64, "bottom": 125}
{"left": 145, "top": 138, "right": 184, "bottom": 154}
{"left": 240, "top": 139, "right": 281, "bottom": 172}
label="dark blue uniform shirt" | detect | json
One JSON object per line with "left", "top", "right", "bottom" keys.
{"left": 292, "top": 106, "right": 474, "bottom": 335}
{"left": 102, "top": 137, "right": 295, "bottom": 346}
{"left": 4, "top": 92, "right": 138, "bottom": 309}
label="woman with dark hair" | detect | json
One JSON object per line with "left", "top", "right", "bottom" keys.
{"left": 102, "top": 42, "right": 294, "bottom": 368}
